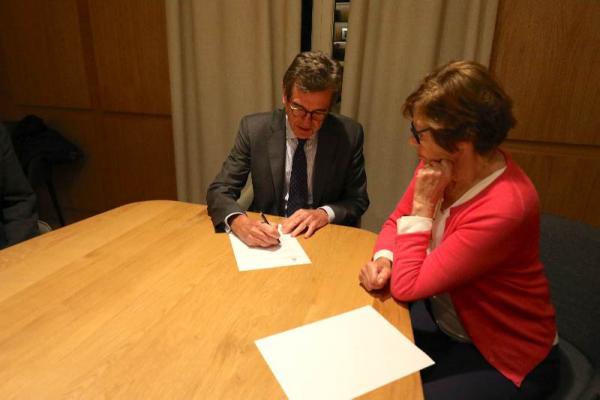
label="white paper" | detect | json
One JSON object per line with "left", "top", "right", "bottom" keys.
{"left": 255, "top": 305, "right": 434, "bottom": 400}
{"left": 229, "top": 225, "right": 311, "bottom": 271}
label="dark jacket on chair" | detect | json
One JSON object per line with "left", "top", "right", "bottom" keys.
{"left": 0, "top": 123, "right": 38, "bottom": 249}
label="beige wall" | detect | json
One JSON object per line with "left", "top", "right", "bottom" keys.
{"left": 0, "top": 0, "right": 176, "bottom": 224}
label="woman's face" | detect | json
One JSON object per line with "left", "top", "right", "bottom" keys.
{"left": 409, "top": 110, "right": 457, "bottom": 163}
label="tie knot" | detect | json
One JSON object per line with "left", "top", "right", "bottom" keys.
{"left": 297, "top": 139, "right": 307, "bottom": 148}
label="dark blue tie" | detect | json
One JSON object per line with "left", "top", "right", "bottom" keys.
{"left": 287, "top": 139, "right": 308, "bottom": 217}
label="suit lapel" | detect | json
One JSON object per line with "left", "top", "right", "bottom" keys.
{"left": 268, "top": 110, "right": 286, "bottom": 213}
{"left": 313, "top": 117, "right": 339, "bottom": 206}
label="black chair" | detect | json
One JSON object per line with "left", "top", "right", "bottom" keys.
{"left": 542, "top": 214, "right": 600, "bottom": 400}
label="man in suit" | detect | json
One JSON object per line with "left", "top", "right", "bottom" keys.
{"left": 207, "top": 51, "right": 369, "bottom": 247}
{"left": 0, "top": 122, "right": 38, "bottom": 249}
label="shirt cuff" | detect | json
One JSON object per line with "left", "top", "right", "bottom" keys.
{"left": 224, "top": 212, "right": 245, "bottom": 233}
{"left": 397, "top": 215, "right": 432, "bottom": 234}
{"left": 318, "top": 206, "right": 335, "bottom": 223}
{"left": 373, "top": 249, "right": 393, "bottom": 263}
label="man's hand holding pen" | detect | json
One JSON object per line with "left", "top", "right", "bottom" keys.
{"left": 260, "top": 212, "right": 281, "bottom": 245}
{"left": 230, "top": 213, "right": 280, "bottom": 248}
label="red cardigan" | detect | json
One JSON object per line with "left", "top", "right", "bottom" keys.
{"left": 374, "top": 152, "right": 556, "bottom": 387}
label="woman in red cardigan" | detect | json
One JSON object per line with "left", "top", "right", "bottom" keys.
{"left": 359, "top": 61, "right": 559, "bottom": 399}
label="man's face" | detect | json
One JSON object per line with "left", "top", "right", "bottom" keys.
{"left": 283, "top": 85, "right": 333, "bottom": 139}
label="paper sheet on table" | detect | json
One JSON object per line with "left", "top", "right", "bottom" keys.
{"left": 255, "top": 305, "right": 434, "bottom": 400}
{"left": 229, "top": 225, "right": 311, "bottom": 271}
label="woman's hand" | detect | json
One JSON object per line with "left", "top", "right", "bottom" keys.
{"left": 359, "top": 258, "right": 392, "bottom": 291}
{"left": 412, "top": 159, "right": 453, "bottom": 218}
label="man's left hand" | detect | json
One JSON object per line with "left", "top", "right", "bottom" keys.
{"left": 281, "top": 209, "right": 329, "bottom": 238}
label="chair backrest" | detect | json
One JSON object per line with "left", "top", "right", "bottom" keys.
{"left": 540, "top": 214, "right": 600, "bottom": 366}
{"left": 236, "top": 174, "right": 254, "bottom": 211}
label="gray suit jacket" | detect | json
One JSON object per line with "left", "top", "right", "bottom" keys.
{"left": 206, "top": 109, "right": 369, "bottom": 231}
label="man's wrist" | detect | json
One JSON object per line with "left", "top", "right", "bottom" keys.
{"left": 224, "top": 212, "right": 245, "bottom": 233}
{"left": 318, "top": 206, "right": 335, "bottom": 223}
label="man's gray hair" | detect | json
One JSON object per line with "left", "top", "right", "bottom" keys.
{"left": 283, "top": 51, "right": 342, "bottom": 104}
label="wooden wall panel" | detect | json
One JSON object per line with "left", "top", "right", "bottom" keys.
{"left": 14, "top": 108, "right": 108, "bottom": 215}
{"left": 0, "top": 0, "right": 90, "bottom": 108}
{"left": 102, "top": 114, "right": 177, "bottom": 208}
{"left": 88, "top": 0, "right": 171, "bottom": 115}
{"left": 492, "top": 0, "right": 600, "bottom": 145}
{"left": 503, "top": 142, "right": 600, "bottom": 226}
{"left": 491, "top": 0, "right": 600, "bottom": 227}
{"left": 0, "top": 0, "right": 176, "bottom": 226}
{"left": 0, "top": 41, "right": 11, "bottom": 106}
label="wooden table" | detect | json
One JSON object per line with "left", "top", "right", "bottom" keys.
{"left": 0, "top": 201, "right": 423, "bottom": 399}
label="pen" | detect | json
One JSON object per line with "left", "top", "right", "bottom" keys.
{"left": 260, "top": 212, "right": 280, "bottom": 244}
{"left": 260, "top": 212, "right": 270, "bottom": 225}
